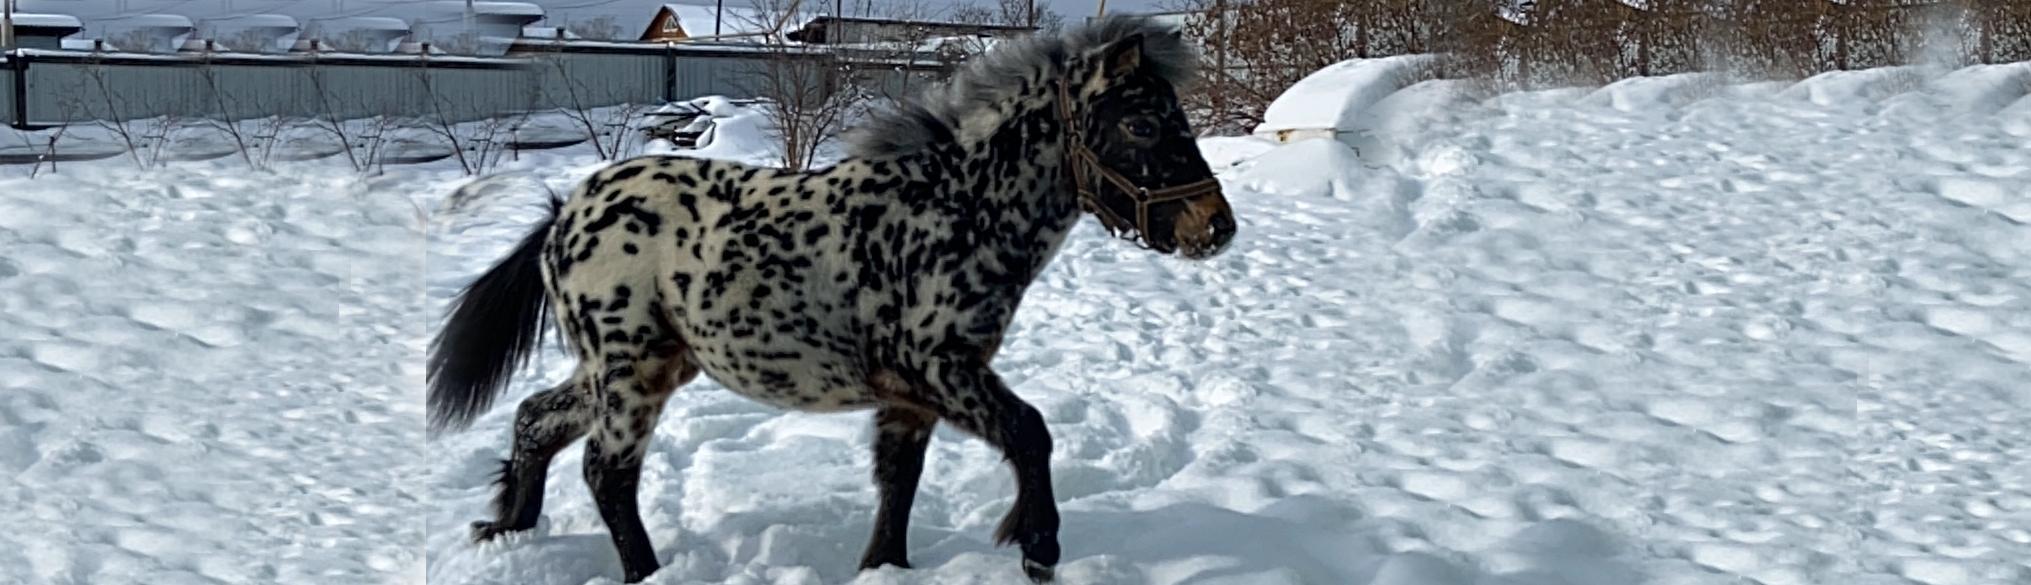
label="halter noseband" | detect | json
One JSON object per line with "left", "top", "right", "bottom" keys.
{"left": 1055, "top": 75, "right": 1223, "bottom": 249}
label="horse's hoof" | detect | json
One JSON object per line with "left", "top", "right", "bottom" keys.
{"left": 859, "top": 558, "right": 913, "bottom": 571}
{"left": 469, "top": 520, "right": 524, "bottom": 543}
{"left": 1022, "top": 558, "right": 1055, "bottom": 583}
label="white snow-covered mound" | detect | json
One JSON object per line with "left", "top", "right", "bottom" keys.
{"left": 1580, "top": 72, "right": 1726, "bottom": 113}
{"left": 1254, "top": 55, "right": 1443, "bottom": 143}
{"left": 1194, "top": 136, "right": 1279, "bottom": 172}
{"left": 1354, "top": 78, "right": 1484, "bottom": 167}
{"left": 1779, "top": 65, "right": 1933, "bottom": 107}
{"left": 1884, "top": 62, "right": 2031, "bottom": 117}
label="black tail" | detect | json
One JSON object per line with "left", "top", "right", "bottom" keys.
{"left": 427, "top": 198, "right": 562, "bottom": 435}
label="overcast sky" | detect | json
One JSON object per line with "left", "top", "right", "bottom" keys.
{"left": 16, "top": 0, "right": 1175, "bottom": 37}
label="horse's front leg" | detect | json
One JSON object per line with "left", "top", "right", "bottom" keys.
{"left": 859, "top": 405, "right": 937, "bottom": 571}
{"left": 913, "top": 355, "right": 1060, "bottom": 583}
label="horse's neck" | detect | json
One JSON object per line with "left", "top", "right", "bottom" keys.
{"left": 940, "top": 98, "right": 1082, "bottom": 277}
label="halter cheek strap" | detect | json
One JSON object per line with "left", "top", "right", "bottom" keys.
{"left": 1055, "top": 75, "right": 1223, "bottom": 249}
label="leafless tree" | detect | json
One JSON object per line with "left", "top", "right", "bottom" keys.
{"left": 565, "top": 15, "right": 626, "bottom": 41}
{"left": 107, "top": 29, "right": 163, "bottom": 52}
{"left": 416, "top": 59, "right": 484, "bottom": 175}
{"left": 949, "top": 0, "right": 1061, "bottom": 30}
{"left": 738, "top": 0, "right": 874, "bottom": 170}
{"left": 63, "top": 54, "right": 147, "bottom": 169}
{"left": 533, "top": 36, "right": 647, "bottom": 161}
{"left": 195, "top": 45, "right": 261, "bottom": 169}
{"left": 319, "top": 28, "right": 394, "bottom": 53}
{"left": 302, "top": 55, "right": 381, "bottom": 172}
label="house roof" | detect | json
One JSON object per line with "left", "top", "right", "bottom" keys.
{"left": 10, "top": 13, "right": 86, "bottom": 31}
{"left": 128, "top": 14, "right": 197, "bottom": 31}
{"left": 422, "top": 1, "right": 546, "bottom": 18}
{"left": 212, "top": 14, "right": 299, "bottom": 30}
{"left": 333, "top": 17, "right": 413, "bottom": 33}
{"left": 654, "top": 3, "right": 775, "bottom": 39}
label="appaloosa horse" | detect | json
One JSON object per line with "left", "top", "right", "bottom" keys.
{"left": 427, "top": 16, "right": 1235, "bottom": 583}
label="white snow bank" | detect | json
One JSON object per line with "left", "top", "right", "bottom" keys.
{"left": 1222, "top": 138, "right": 1365, "bottom": 200}
{"left": 1254, "top": 55, "right": 1443, "bottom": 141}
{"left": 673, "top": 99, "right": 782, "bottom": 166}
{"left": 1903, "top": 62, "right": 2031, "bottom": 114}
{"left": 1580, "top": 72, "right": 1725, "bottom": 113}
{"left": 1779, "top": 65, "right": 1932, "bottom": 106}
{"left": 1353, "top": 79, "right": 1484, "bottom": 167}
{"left": 1195, "top": 136, "right": 1278, "bottom": 172}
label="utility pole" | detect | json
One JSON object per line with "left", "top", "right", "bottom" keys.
{"left": 3, "top": 0, "right": 15, "bottom": 55}
{"left": 715, "top": 0, "right": 725, "bottom": 35}
{"left": 1213, "top": 0, "right": 1226, "bottom": 127}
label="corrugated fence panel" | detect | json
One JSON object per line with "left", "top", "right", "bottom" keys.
{"left": 0, "top": 60, "right": 14, "bottom": 127}
{"left": 5, "top": 46, "right": 949, "bottom": 128}
{"left": 203, "top": 63, "right": 311, "bottom": 120}
{"left": 26, "top": 61, "right": 209, "bottom": 122}
{"left": 672, "top": 55, "right": 767, "bottom": 101}
{"left": 310, "top": 63, "right": 433, "bottom": 121}
{"left": 423, "top": 65, "right": 540, "bottom": 121}
{"left": 530, "top": 52, "right": 666, "bottom": 111}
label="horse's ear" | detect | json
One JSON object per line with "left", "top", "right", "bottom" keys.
{"left": 1100, "top": 33, "right": 1145, "bottom": 78}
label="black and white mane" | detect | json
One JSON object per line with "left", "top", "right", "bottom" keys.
{"left": 845, "top": 17, "right": 1201, "bottom": 159}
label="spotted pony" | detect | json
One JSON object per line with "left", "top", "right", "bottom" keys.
{"left": 426, "top": 16, "right": 1235, "bottom": 584}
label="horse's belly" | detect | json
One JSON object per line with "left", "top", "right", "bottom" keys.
{"left": 692, "top": 347, "right": 875, "bottom": 412}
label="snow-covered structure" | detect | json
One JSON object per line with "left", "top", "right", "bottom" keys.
{"left": 204, "top": 14, "right": 301, "bottom": 54}
{"left": 5, "top": 13, "right": 84, "bottom": 51}
{"left": 414, "top": 1, "right": 546, "bottom": 55}
{"left": 301, "top": 17, "right": 411, "bottom": 54}
{"left": 114, "top": 14, "right": 198, "bottom": 53}
{"left": 1253, "top": 55, "right": 1444, "bottom": 145}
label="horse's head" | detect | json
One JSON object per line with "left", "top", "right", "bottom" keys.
{"left": 1060, "top": 29, "right": 1236, "bottom": 260}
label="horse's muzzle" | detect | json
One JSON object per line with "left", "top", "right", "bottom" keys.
{"left": 1170, "top": 191, "right": 1236, "bottom": 260}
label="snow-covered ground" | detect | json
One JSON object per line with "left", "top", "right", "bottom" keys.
{"left": 3, "top": 62, "right": 2028, "bottom": 585}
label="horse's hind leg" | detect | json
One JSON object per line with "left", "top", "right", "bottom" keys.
{"left": 908, "top": 357, "right": 1059, "bottom": 583}
{"left": 586, "top": 342, "right": 697, "bottom": 583}
{"left": 859, "top": 405, "right": 937, "bottom": 571}
{"left": 472, "top": 372, "right": 594, "bottom": 541}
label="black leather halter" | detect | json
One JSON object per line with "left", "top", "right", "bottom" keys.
{"left": 1056, "top": 75, "right": 1223, "bottom": 248}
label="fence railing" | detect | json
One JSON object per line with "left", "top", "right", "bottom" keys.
{"left": 2, "top": 41, "right": 949, "bottom": 130}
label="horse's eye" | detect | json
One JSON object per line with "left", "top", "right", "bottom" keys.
{"left": 1125, "top": 119, "right": 1157, "bottom": 140}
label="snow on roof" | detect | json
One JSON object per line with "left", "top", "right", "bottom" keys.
{"left": 213, "top": 14, "right": 299, "bottom": 29}
{"left": 354, "top": 17, "right": 412, "bottom": 32}
{"left": 1256, "top": 55, "right": 1444, "bottom": 134}
{"left": 129, "top": 14, "right": 197, "bottom": 30}
{"left": 662, "top": 3, "right": 773, "bottom": 37}
{"left": 10, "top": 13, "right": 85, "bottom": 30}
{"left": 423, "top": 1, "right": 546, "bottom": 18}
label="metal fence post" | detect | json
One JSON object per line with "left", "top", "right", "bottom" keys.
{"left": 664, "top": 42, "right": 676, "bottom": 104}
{"left": 8, "top": 51, "right": 25, "bottom": 129}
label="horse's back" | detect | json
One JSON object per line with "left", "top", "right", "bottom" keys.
{"left": 548, "top": 155, "right": 879, "bottom": 411}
